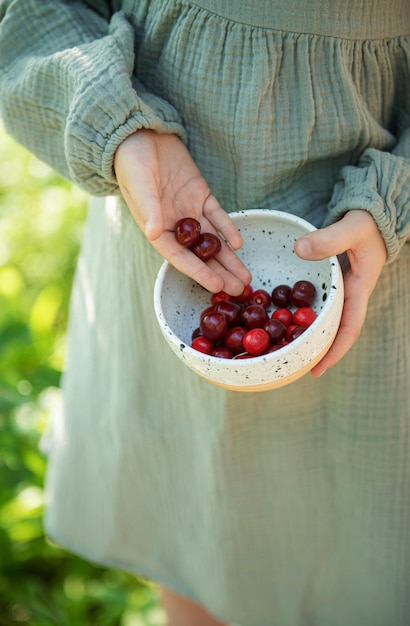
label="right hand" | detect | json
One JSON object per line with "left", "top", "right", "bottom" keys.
{"left": 294, "top": 209, "right": 387, "bottom": 376}
{"left": 114, "top": 129, "right": 251, "bottom": 295}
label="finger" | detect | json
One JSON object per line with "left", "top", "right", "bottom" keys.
{"left": 203, "top": 195, "right": 244, "bottom": 250}
{"left": 169, "top": 208, "right": 252, "bottom": 288}
{"left": 310, "top": 272, "right": 368, "bottom": 377}
{"left": 294, "top": 210, "right": 378, "bottom": 261}
{"left": 209, "top": 241, "right": 252, "bottom": 287}
{"left": 206, "top": 252, "right": 252, "bottom": 294}
{"left": 294, "top": 220, "right": 355, "bottom": 261}
{"left": 117, "top": 174, "right": 164, "bottom": 241}
{"left": 154, "top": 232, "right": 248, "bottom": 296}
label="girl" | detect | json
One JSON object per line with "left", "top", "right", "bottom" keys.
{"left": 1, "top": 1, "right": 409, "bottom": 624}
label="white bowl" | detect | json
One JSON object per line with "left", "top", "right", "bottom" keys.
{"left": 153, "top": 209, "right": 344, "bottom": 392}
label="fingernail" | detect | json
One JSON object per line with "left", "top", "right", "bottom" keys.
{"left": 295, "top": 239, "right": 312, "bottom": 258}
{"left": 311, "top": 366, "right": 327, "bottom": 378}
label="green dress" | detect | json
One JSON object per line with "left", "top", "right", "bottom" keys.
{"left": 1, "top": 1, "right": 410, "bottom": 624}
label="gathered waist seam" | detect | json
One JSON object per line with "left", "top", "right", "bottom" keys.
{"left": 185, "top": 0, "right": 410, "bottom": 40}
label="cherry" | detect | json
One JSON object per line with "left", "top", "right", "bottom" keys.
{"left": 211, "top": 346, "right": 233, "bottom": 359}
{"left": 224, "top": 326, "right": 248, "bottom": 354}
{"left": 242, "top": 328, "right": 270, "bottom": 356}
{"left": 200, "top": 311, "right": 228, "bottom": 341}
{"left": 289, "top": 325, "right": 308, "bottom": 341}
{"left": 214, "top": 300, "right": 242, "bottom": 326}
{"left": 263, "top": 318, "right": 287, "bottom": 343}
{"left": 271, "top": 308, "right": 293, "bottom": 327}
{"left": 290, "top": 280, "right": 316, "bottom": 307}
{"left": 293, "top": 307, "right": 317, "bottom": 327}
{"left": 241, "top": 304, "right": 269, "bottom": 329}
{"left": 200, "top": 305, "right": 215, "bottom": 320}
{"left": 234, "top": 284, "right": 253, "bottom": 304}
{"left": 271, "top": 284, "right": 291, "bottom": 307}
{"left": 191, "top": 336, "right": 213, "bottom": 354}
{"left": 211, "top": 291, "right": 233, "bottom": 306}
{"left": 174, "top": 217, "right": 201, "bottom": 247}
{"left": 191, "top": 232, "right": 222, "bottom": 261}
{"left": 286, "top": 324, "right": 298, "bottom": 340}
{"left": 266, "top": 343, "right": 283, "bottom": 353}
{"left": 251, "top": 289, "right": 272, "bottom": 309}
{"left": 191, "top": 327, "right": 202, "bottom": 340}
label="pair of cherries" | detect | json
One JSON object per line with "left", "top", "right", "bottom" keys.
{"left": 174, "top": 217, "right": 221, "bottom": 261}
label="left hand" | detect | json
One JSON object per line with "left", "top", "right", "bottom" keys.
{"left": 294, "top": 210, "right": 387, "bottom": 377}
{"left": 113, "top": 130, "right": 251, "bottom": 296}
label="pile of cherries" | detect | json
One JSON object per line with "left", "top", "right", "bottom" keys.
{"left": 191, "top": 280, "right": 317, "bottom": 359}
{"left": 173, "top": 217, "right": 318, "bottom": 359}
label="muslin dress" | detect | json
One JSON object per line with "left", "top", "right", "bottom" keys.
{"left": 1, "top": 1, "right": 410, "bottom": 625}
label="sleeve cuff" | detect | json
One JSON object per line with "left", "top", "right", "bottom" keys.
{"left": 65, "top": 12, "right": 186, "bottom": 195}
{"left": 326, "top": 148, "right": 410, "bottom": 262}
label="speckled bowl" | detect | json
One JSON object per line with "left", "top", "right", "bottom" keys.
{"left": 153, "top": 209, "right": 344, "bottom": 392}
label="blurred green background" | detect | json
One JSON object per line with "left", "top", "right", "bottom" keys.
{"left": 0, "top": 126, "right": 165, "bottom": 625}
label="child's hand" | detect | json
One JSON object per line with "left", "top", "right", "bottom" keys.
{"left": 294, "top": 210, "right": 387, "bottom": 376}
{"left": 114, "top": 129, "right": 251, "bottom": 295}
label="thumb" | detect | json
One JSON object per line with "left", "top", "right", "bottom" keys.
{"left": 294, "top": 219, "right": 353, "bottom": 261}
{"left": 117, "top": 177, "right": 164, "bottom": 242}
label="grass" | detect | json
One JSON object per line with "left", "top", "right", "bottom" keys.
{"left": 0, "top": 126, "right": 166, "bottom": 626}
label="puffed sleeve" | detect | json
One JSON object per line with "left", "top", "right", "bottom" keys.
{"left": 326, "top": 126, "right": 410, "bottom": 262}
{"left": 0, "top": 0, "right": 186, "bottom": 195}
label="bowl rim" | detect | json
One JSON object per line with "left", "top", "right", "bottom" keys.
{"left": 153, "top": 208, "right": 342, "bottom": 367}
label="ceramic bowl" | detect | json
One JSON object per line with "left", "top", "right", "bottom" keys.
{"left": 153, "top": 209, "right": 344, "bottom": 392}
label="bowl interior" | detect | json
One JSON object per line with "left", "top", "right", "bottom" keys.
{"left": 155, "top": 210, "right": 340, "bottom": 350}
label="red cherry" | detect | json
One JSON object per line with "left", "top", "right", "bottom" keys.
{"left": 214, "top": 300, "right": 242, "bottom": 326}
{"left": 271, "top": 308, "right": 293, "bottom": 327}
{"left": 224, "top": 326, "right": 248, "bottom": 354}
{"left": 251, "top": 289, "right": 271, "bottom": 309}
{"left": 263, "top": 318, "right": 287, "bottom": 343}
{"left": 200, "top": 311, "right": 228, "bottom": 341}
{"left": 242, "top": 328, "right": 270, "bottom": 356}
{"left": 174, "top": 217, "right": 201, "bottom": 246}
{"left": 200, "top": 306, "right": 215, "bottom": 320}
{"left": 241, "top": 304, "right": 269, "bottom": 329}
{"left": 271, "top": 284, "right": 291, "bottom": 307}
{"left": 290, "top": 280, "right": 316, "bottom": 307}
{"left": 191, "top": 327, "right": 202, "bottom": 340}
{"left": 191, "top": 336, "right": 213, "bottom": 354}
{"left": 211, "top": 346, "right": 233, "bottom": 359}
{"left": 234, "top": 284, "right": 253, "bottom": 304}
{"left": 266, "top": 343, "right": 283, "bottom": 353}
{"left": 290, "top": 325, "right": 308, "bottom": 341}
{"left": 191, "top": 232, "right": 221, "bottom": 261}
{"left": 286, "top": 324, "right": 298, "bottom": 340}
{"left": 211, "top": 291, "right": 233, "bottom": 306}
{"left": 292, "top": 307, "right": 317, "bottom": 327}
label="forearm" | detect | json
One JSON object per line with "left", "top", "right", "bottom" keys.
{"left": 0, "top": 0, "right": 185, "bottom": 195}
{"left": 326, "top": 127, "right": 410, "bottom": 262}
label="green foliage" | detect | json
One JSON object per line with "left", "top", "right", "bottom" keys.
{"left": 0, "top": 128, "right": 165, "bottom": 625}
